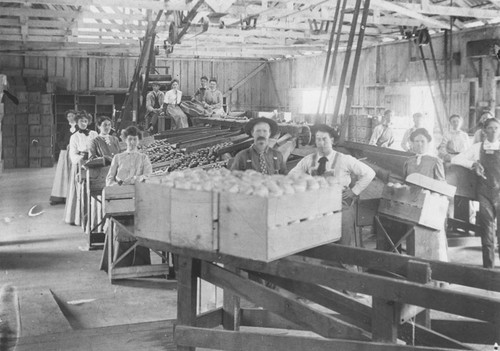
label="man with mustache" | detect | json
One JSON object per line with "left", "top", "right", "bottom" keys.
{"left": 230, "top": 117, "right": 287, "bottom": 174}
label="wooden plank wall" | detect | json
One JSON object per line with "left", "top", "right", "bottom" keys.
{"left": 269, "top": 25, "right": 500, "bottom": 130}
{"left": 0, "top": 55, "right": 275, "bottom": 111}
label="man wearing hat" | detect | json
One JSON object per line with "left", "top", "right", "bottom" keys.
{"left": 230, "top": 117, "right": 287, "bottom": 174}
{"left": 145, "top": 82, "right": 165, "bottom": 133}
{"left": 289, "top": 124, "right": 375, "bottom": 248}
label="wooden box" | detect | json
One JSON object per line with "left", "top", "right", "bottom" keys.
{"left": 3, "top": 158, "right": 15, "bottom": 169}
{"left": 16, "top": 104, "right": 28, "bottom": 114}
{"left": 41, "top": 104, "right": 52, "bottom": 115}
{"left": 219, "top": 186, "right": 343, "bottom": 262}
{"left": 17, "top": 92, "right": 29, "bottom": 103}
{"left": 38, "top": 136, "right": 52, "bottom": 147}
{"left": 96, "top": 95, "right": 114, "bottom": 105}
{"left": 16, "top": 124, "right": 29, "bottom": 137}
{"left": 29, "top": 145, "right": 42, "bottom": 158}
{"left": 16, "top": 146, "right": 29, "bottom": 158}
{"left": 170, "top": 188, "right": 218, "bottom": 251}
{"left": 2, "top": 136, "right": 15, "bottom": 148}
{"left": 103, "top": 185, "right": 135, "bottom": 216}
{"left": 41, "top": 157, "right": 53, "bottom": 167}
{"left": 28, "top": 104, "right": 39, "bottom": 114}
{"left": 28, "top": 113, "right": 40, "bottom": 125}
{"left": 2, "top": 124, "right": 16, "bottom": 137}
{"left": 15, "top": 114, "right": 28, "bottom": 125}
{"left": 378, "top": 184, "right": 449, "bottom": 230}
{"left": 2, "top": 113, "right": 15, "bottom": 125}
{"left": 41, "top": 146, "right": 52, "bottom": 157}
{"left": 3, "top": 146, "right": 15, "bottom": 158}
{"left": 135, "top": 183, "right": 172, "bottom": 242}
{"left": 29, "top": 125, "right": 41, "bottom": 137}
{"left": 41, "top": 94, "right": 52, "bottom": 104}
{"left": 16, "top": 136, "right": 29, "bottom": 146}
{"left": 16, "top": 157, "right": 29, "bottom": 168}
{"left": 29, "top": 158, "right": 41, "bottom": 168}
{"left": 41, "top": 125, "right": 52, "bottom": 136}
{"left": 28, "top": 92, "right": 40, "bottom": 103}
{"left": 41, "top": 114, "right": 53, "bottom": 125}
{"left": 5, "top": 101, "right": 17, "bottom": 114}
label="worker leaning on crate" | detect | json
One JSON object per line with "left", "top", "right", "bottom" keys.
{"left": 289, "top": 124, "right": 376, "bottom": 248}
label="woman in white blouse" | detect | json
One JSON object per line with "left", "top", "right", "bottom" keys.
{"left": 164, "top": 79, "right": 188, "bottom": 129}
{"left": 64, "top": 111, "right": 98, "bottom": 225}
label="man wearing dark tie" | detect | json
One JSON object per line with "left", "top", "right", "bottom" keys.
{"left": 289, "top": 124, "right": 375, "bottom": 247}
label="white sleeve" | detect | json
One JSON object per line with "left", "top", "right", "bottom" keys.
{"left": 288, "top": 155, "right": 312, "bottom": 176}
{"left": 451, "top": 143, "right": 480, "bottom": 169}
{"left": 369, "top": 125, "right": 382, "bottom": 145}
{"left": 346, "top": 155, "right": 376, "bottom": 195}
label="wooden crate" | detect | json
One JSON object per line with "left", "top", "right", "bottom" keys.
{"left": 3, "top": 158, "right": 15, "bottom": 169}
{"left": 28, "top": 104, "right": 39, "bottom": 114}
{"left": 28, "top": 113, "right": 40, "bottom": 125}
{"left": 170, "top": 188, "right": 218, "bottom": 251}
{"left": 103, "top": 185, "right": 135, "bottom": 216}
{"left": 2, "top": 136, "right": 15, "bottom": 147}
{"left": 41, "top": 146, "right": 52, "bottom": 157}
{"left": 29, "top": 125, "right": 41, "bottom": 137}
{"left": 38, "top": 136, "right": 52, "bottom": 146}
{"left": 16, "top": 157, "right": 28, "bottom": 168}
{"left": 16, "top": 124, "right": 29, "bottom": 137}
{"left": 41, "top": 94, "right": 52, "bottom": 104}
{"left": 96, "top": 95, "right": 114, "bottom": 105}
{"left": 3, "top": 124, "right": 16, "bottom": 137}
{"left": 2, "top": 113, "right": 15, "bottom": 125}
{"left": 29, "top": 158, "right": 41, "bottom": 168}
{"left": 4, "top": 101, "right": 17, "bottom": 114}
{"left": 29, "top": 145, "right": 41, "bottom": 158}
{"left": 3, "top": 146, "right": 15, "bottom": 158}
{"left": 15, "top": 113, "right": 28, "bottom": 125}
{"left": 41, "top": 114, "right": 53, "bottom": 125}
{"left": 16, "top": 104, "right": 29, "bottom": 114}
{"left": 41, "top": 157, "right": 53, "bottom": 167}
{"left": 28, "top": 92, "right": 41, "bottom": 103}
{"left": 41, "top": 104, "right": 52, "bottom": 115}
{"left": 135, "top": 183, "right": 172, "bottom": 242}
{"left": 219, "top": 186, "right": 343, "bottom": 262}
{"left": 17, "top": 92, "right": 29, "bottom": 103}
{"left": 378, "top": 185, "right": 449, "bottom": 230}
{"left": 16, "top": 136, "right": 29, "bottom": 146}
{"left": 16, "top": 146, "right": 29, "bottom": 158}
{"left": 41, "top": 125, "right": 52, "bottom": 136}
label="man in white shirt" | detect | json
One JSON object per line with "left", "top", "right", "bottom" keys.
{"left": 438, "top": 114, "right": 471, "bottom": 162}
{"left": 289, "top": 124, "right": 376, "bottom": 248}
{"left": 452, "top": 118, "right": 500, "bottom": 268}
{"left": 369, "top": 110, "right": 395, "bottom": 147}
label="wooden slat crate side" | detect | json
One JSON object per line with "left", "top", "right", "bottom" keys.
{"left": 103, "top": 185, "right": 135, "bottom": 199}
{"left": 218, "top": 192, "right": 270, "bottom": 260}
{"left": 170, "top": 188, "right": 217, "bottom": 251}
{"left": 267, "top": 212, "right": 342, "bottom": 262}
{"left": 267, "top": 185, "right": 342, "bottom": 227}
{"left": 134, "top": 183, "right": 172, "bottom": 243}
{"left": 419, "top": 195, "right": 449, "bottom": 230}
{"left": 378, "top": 199, "right": 422, "bottom": 225}
{"left": 103, "top": 198, "right": 134, "bottom": 216}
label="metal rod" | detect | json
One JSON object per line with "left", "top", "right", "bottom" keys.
{"left": 339, "top": 0, "right": 371, "bottom": 143}
{"left": 315, "top": 0, "right": 342, "bottom": 121}
{"left": 429, "top": 36, "right": 449, "bottom": 124}
{"left": 320, "top": 0, "right": 349, "bottom": 120}
{"left": 331, "top": 0, "right": 363, "bottom": 123}
{"left": 418, "top": 45, "right": 444, "bottom": 134}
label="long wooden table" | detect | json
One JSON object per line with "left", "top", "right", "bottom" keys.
{"left": 125, "top": 234, "right": 500, "bottom": 350}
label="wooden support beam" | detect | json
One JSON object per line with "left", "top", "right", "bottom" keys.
{"left": 403, "top": 3, "right": 500, "bottom": 19}
{"left": 299, "top": 244, "right": 500, "bottom": 293}
{"left": 176, "top": 256, "right": 200, "bottom": 351}
{"left": 223, "top": 62, "right": 267, "bottom": 97}
{"left": 200, "top": 262, "right": 371, "bottom": 341}
{"left": 175, "top": 326, "right": 465, "bottom": 351}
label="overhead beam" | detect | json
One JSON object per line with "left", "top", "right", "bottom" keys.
{"left": 0, "top": 0, "right": 188, "bottom": 11}
{"left": 403, "top": 3, "right": 500, "bottom": 19}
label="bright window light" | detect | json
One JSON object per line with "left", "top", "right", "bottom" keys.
{"left": 301, "top": 88, "right": 338, "bottom": 114}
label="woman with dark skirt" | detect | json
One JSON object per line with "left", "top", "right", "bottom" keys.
{"left": 50, "top": 110, "right": 77, "bottom": 205}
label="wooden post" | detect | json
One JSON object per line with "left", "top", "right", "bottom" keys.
{"left": 399, "top": 260, "right": 432, "bottom": 328}
{"left": 176, "top": 255, "right": 200, "bottom": 351}
{"left": 372, "top": 297, "right": 398, "bottom": 343}
{"left": 222, "top": 266, "right": 241, "bottom": 331}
